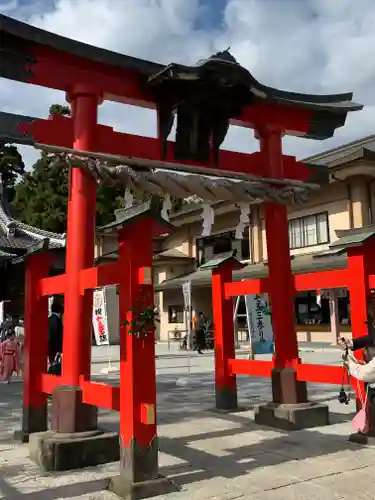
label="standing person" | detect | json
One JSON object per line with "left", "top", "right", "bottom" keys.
{"left": 0, "top": 330, "right": 20, "bottom": 383}
{"left": 48, "top": 297, "right": 64, "bottom": 367}
{"left": 339, "top": 293, "right": 375, "bottom": 352}
{"left": 194, "top": 312, "right": 206, "bottom": 355}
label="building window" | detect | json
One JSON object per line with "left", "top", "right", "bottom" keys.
{"left": 295, "top": 291, "right": 330, "bottom": 325}
{"left": 168, "top": 305, "right": 184, "bottom": 323}
{"left": 213, "top": 233, "right": 233, "bottom": 254}
{"left": 241, "top": 226, "right": 250, "bottom": 260}
{"left": 289, "top": 212, "right": 329, "bottom": 249}
{"left": 196, "top": 230, "right": 236, "bottom": 266}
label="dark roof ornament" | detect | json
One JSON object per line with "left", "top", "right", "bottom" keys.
{"left": 148, "top": 49, "right": 362, "bottom": 166}
{"left": 148, "top": 50, "right": 256, "bottom": 165}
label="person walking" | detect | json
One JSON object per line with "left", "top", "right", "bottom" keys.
{"left": 0, "top": 329, "right": 20, "bottom": 383}
{"left": 194, "top": 312, "right": 206, "bottom": 355}
{"left": 48, "top": 297, "right": 64, "bottom": 367}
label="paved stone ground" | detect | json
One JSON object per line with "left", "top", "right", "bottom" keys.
{"left": 0, "top": 348, "right": 373, "bottom": 499}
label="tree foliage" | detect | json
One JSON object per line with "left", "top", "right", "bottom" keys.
{"left": 0, "top": 144, "right": 25, "bottom": 202}
{"left": 12, "top": 102, "right": 194, "bottom": 233}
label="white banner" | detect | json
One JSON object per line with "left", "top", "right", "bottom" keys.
{"left": 182, "top": 281, "right": 191, "bottom": 310}
{"left": 244, "top": 293, "right": 274, "bottom": 355}
{"left": 92, "top": 288, "right": 110, "bottom": 346}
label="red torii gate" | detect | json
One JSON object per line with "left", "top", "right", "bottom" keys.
{"left": 0, "top": 13, "right": 363, "bottom": 500}
{"left": 210, "top": 231, "right": 375, "bottom": 433}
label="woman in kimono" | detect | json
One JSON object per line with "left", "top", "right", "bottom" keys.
{"left": 0, "top": 330, "right": 20, "bottom": 383}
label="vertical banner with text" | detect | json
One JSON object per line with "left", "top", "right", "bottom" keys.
{"left": 244, "top": 293, "right": 274, "bottom": 355}
{"left": 92, "top": 288, "right": 110, "bottom": 346}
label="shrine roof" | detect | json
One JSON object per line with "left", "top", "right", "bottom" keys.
{"left": 153, "top": 249, "right": 195, "bottom": 262}
{"left": 154, "top": 252, "right": 347, "bottom": 291}
{"left": 0, "top": 190, "right": 66, "bottom": 252}
{"left": 0, "top": 15, "right": 362, "bottom": 140}
{"left": 96, "top": 198, "right": 174, "bottom": 234}
{"left": 329, "top": 226, "right": 375, "bottom": 250}
{"left": 198, "top": 250, "right": 244, "bottom": 271}
{"left": 303, "top": 134, "right": 375, "bottom": 167}
{"left": 0, "top": 248, "right": 16, "bottom": 261}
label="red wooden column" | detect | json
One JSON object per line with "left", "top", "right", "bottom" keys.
{"left": 109, "top": 217, "right": 176, "bottom": 498}
{"left": 212, "top": 260, "right": 239, "bottom": 410}
{"left": 347, "top": 244, "right": 374, "bottom": 443}
{"left": 52, "top": 86, "right": 101, "bottom": 434}
{"left": 254, "top": 127, "right": 329, "bottom": 429}
{"left": 18, "top": 252, "right": 50, "bottom": 442}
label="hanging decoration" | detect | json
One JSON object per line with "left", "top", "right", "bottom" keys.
{"left": 124, "top": 188, "right": 134, "bottom": 209}
{"left": 201, "top": 204, "right": 215, "bottom": 237}
{"left": 161, "top": 193, "right": 172, "bottom": 221}
{"left": 123, "top": 288, "right": 160, "bottom": 338}
{"left": 235, "top": 203, "right": 250, "bottom": 240}
{"left": 65, "top": 154, "right": 314, "bottom": 206}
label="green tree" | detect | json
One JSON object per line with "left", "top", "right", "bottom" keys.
{"left": 12, "top": 102, "right": 194, "bottom": 233}
{"left": 13, "top": 104, "right": 129, "bottom": 232}
{"left": 49, "top": 103, "right": 71, "bottom": 117}
{"left": 0, "top": 143, "right": 25, "bottom": 202}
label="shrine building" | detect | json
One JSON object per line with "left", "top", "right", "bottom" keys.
{"left": 148, "top": 133, "right": 375, "bottom": 345}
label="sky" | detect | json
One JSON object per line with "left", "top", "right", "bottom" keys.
{"left": 0, "top": 0, "right": 375, "bottom": 169}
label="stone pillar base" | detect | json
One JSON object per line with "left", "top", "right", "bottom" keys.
{"left": 108, "top": 474, "right": 179, "bottom": 500}
{"left": 254, "top": 401, "right": 330, "bottom": 430}
{"left": 108, "top": 437, "right": 179, "bottom": 499}
{"left": 349, "top": 433, "right": 375, "bottom": 445}
{"left": 29, "top": 430, "right": 120, "bottom": 472}
{"left": 15, "top": 403, "right": 48, "bottom": 443}
{"left": 51, "top": 385, "right": 97, "bottom": 433}
{"left": 215, "top": 386, "right": 238, "bottom": 412}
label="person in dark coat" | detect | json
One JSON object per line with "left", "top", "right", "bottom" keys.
{"left": 48, "top": 297, "right": 64, "bottom": 365}
{"left": 194, "top": 312, "right": 206, "bottom": 355}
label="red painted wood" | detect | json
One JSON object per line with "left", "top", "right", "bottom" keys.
{"left": 41, "top": 373, "right": 64, "bottom": 395}
{"left": 39, "top": 274, "right": 67, "bottom": 296}
{"left": 212, "top": 262, "right": 237, "bottom": 393}
{"left": 23, "top": 253, "right": 50, "bottom": 409}
{"left": 62, "top": 88, "right": 99, "bottom": 384}
{"left": 294, "top": 269, "right": 349, "bottom": 291}
{"left": 228, "top": 359, "right": 273, "bottom": 377}
{"left": 118, "top": 219, "right": 157, "bottom": 448}
{"left": 260, "top": 128, "right": 299, "bottom": 368}
{"left": 220, "top": 270, "right": 351, "bottom": 298}
{"left": 79, "top": 262, "right": 120, "bottom": 291}
{"left": 27, "top": 45, "right": 313, "bottom": 135}
{"left": 224, "top": 279, "right": 268, "bottom": 298}
{"left": 20, "top": 114, "right": 316, "bottom": 181}
{"left": 80, "top": 379, "right": 120, "bottom": 411}
{"left": 347, "top": 249, "right": 371, "bottom": 363}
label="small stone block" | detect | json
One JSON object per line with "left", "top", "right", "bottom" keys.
{"left": 254, "top": 401, "right": 329, "bottom": 430}
{"left": 349, "top": 433, "right": 375, "bottom": 446}
{"left": 29, "top": 430, "right": 120, "bottom": 472}
{"left": 108, "top": 474, "right": 180, "bottom": 500}
{"left": 13, "top": 429, "right": 30, "bottom": 443}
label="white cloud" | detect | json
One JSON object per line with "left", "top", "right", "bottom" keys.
{"left": 1, "top": 0, "right": 374, "bottom": 168}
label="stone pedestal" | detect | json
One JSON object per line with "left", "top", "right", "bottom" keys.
{"left": 28, "top": 385, "right": 120, "bottom": 471}
{"left": 51, "top": 385, "right": 97, "bottom": 433}
{"left": 254, "top": 367, "right": 329, "bottom": 430}
{"left": 29, "top": 429, "right": 120, "bottom": 472}
{"left": 108, "top": 438, "right": 179, "bottom": 500}
{"left": 254, "top": 401, "right": 329, "bottom": 430}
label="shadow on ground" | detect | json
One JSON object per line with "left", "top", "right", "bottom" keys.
{"left": 0, "top": 369, "right": 362, "bottom": 498}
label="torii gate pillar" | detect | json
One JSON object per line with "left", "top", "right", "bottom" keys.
{"left": 254, "top": 127, "right": 329, "bottom": 430}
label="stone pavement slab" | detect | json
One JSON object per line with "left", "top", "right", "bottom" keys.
{"left": 0, "top": 350, "right": 372, "bottom": 499}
